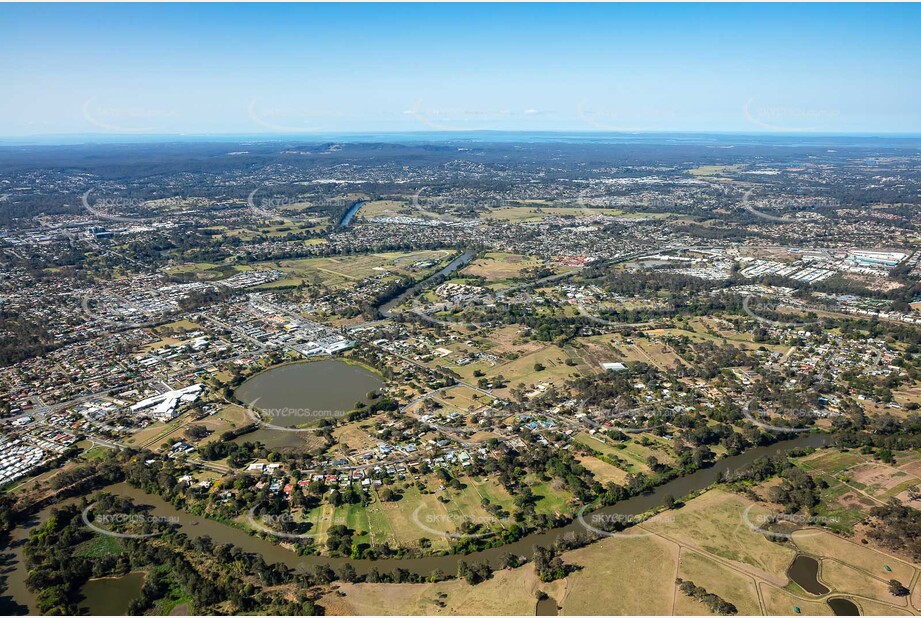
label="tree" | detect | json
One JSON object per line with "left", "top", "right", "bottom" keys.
{"left": 889, "top": 580, "right": 909, "bottom": 597}
{"left": 184, "top": 424, "right": 210, "bottom": 440}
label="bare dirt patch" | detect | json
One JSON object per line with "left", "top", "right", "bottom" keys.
{"left": 848, "top": 462, "right": 919, "bottom": 500}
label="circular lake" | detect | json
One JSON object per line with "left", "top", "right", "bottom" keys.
{"left": 235, "top": 359, "right": 384, "bottom": 428}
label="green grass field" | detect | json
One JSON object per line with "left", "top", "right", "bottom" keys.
{"left": 75, "top": 534, "right": 124, "bottom": 558}
{"left": 573, "top": 433, "right": 650, "bottom": 475}
{"left": 257, "top": 250, "right": 452, "bottom": 288}
{"left": 302, "top": 477, "right": 517, "bottom": 553}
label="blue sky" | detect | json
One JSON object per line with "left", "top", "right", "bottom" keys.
{"left": 1, "top": 3, "right": 920, "bottom": 137}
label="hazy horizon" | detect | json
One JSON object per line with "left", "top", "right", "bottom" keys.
{"left": 2, "top": 3, "right": 920, "bottom": 139}
{"left": 4, "top": 129, "right": 921, "bottom": 149}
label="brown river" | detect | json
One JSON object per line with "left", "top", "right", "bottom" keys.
{"left": 0, "top": 432, "right": 827, "bottom": 615}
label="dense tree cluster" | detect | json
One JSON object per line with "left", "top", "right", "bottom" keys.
{"left": 532, "top": 546, "right": 579, "bottom": 582}
{"left": 865, "top": 502, "right": 921, "bottom": 562}
{"left": 675, "top": 578, "right": 737, "bottom": 615}
{"left": 767, "top": 467, "right": 826, "bottom": 514}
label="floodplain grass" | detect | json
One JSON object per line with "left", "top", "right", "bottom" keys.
{"left": 331, "top": 422, "right": 379, "bottom": 454}
{"left": 621, "top": 438, "right": 675, "bottom": 467}
{"left": 789, "top": 529, "right": 916, "bottom": 584}
{"left": 760, "top": 583, "right": 834, "bottom": 616}
{"left": 468, "top": 475, "right": 517, "bottom": 514}
{"left": 324, "top": 564, "right": 553, "bottom": 616}
{"left": 642, "top": 490, "right": 796, "bottom": 579}
{"left": 818, "top": 559, "right": 906, "bottom": 607}
{"left": 646, "top": 490, "right": 918, "bottom": 615}
{"left": 160, "top": 597, "right": 192, "bottom": 617}
{"left": 372, "top": 485, "right": 442, "bottom": 549}
{"left": 80, "top": 445, "right": 110, "bottom": 461}
{"left": 315, "top": 487, "right": 920, "bottom": 615}
{"left": 853, "top": 598, "right": 916, "bottom": 616}
{"left": 676, "top": 549, "right": 762, "bottom": 616}
{"left": 125, "top": 420, "right": 173, "bottom": 447}
{"left": 301, "top": 501, "right": 371, "bottom": 549}
{"left": 561, "top": 533, "right": 680, "bottom": 615}
{"left": 231, "top": 426, "right": 328, "bottom": 453}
